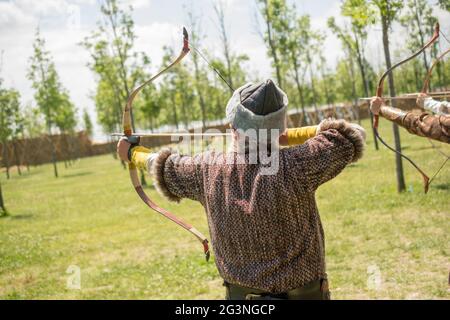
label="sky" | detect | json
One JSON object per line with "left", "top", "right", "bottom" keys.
{"left": 0, "top": 0, "right": 449, "bottom": 142}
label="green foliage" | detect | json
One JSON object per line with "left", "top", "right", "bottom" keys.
{"left": 83, "top": 109, "right": 93, "bottom": 137}
{"left": 0, "top": 87, "right": 20, "bottom": 143}
{"left": 81, "top": 0, "right": 150, "bottom": 133}
{"left": 371, "top": 0, "right": 404, "bottom": 24}
{"left": 437, "top": 0, "right": 450, "bottom": 11}
{"left": 341, "top": 0, "right": 377, "bottom": 28}
{"left": 400, "top": 0, "right": 437, "bottom": 73}
{"left": 27, "top": 29, "right": 76, "bottom": 135}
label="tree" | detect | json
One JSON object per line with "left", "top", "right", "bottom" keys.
{"left": 55, "top": 93, "right": 77, "bottom": 166}
{"left": 82, "top": 0, "right": 148, "bottom": 133}
{"left": 11, "top": 91, "right": 24, "bottom": 175}
{"left": 296, "top": 16, "right": 324, "bottom": 115}
{"left": 213, "top": 0, "right": 234, "bottom": 90}
{"left": 257, "top": 0, "right": 286, "bottom": 88}
{"left": 400, "top": 0, "right": 437, "bottom": 80}
{"left": 329, "top": 1, "right": 379, "bottom": 148}
{"left": 374, "top": 0, "right": 406, "bottom": 192}
{"left": 438, "top": 0, "right": 450, "bottom": 11}
{"left": 82, "top": 0, "right": 150, "bottom": 183}
{"left": 277, "top": 10, "right": 310, "bottom": 124}
{"left": 0, "top": 179, "right": 6, "bottom": 216}
{"left": 0, "top": 55, "right": 10, "bottom": 214}
{"left": 187, "top": 8, "right": 209, "bottom": 129}
{"left": 0, "top": 87, "right": 20, "bottom": 179}
{"left": 28, "top": 29, "right": 71, "bottom": 178}
{"left": 83, "top": 109, "right": 93, "bottom": 137}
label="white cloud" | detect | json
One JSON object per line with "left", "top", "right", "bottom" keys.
{"left": 120, "top": 0, "right": 151, "bottom": 10}
{"left": 0, "top": 1, "right": 34, "bottom": 28}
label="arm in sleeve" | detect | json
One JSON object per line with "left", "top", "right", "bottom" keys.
{"left": 286, "top": 126, "right": 319, "bottom": 146}
{"left": 130, "top": 146, "right": 157, "bottom": 171}
{"left": 151, "top": 148, "right": 205, "bottom": 203}
{"left": 285, "top": 119, "right": 365, "bottom": 190}
{"left": 422, "top": 97, "right": 450, "bottom": 115}
{"left": 379, "top": 106, "right": 450, "bottom": 143}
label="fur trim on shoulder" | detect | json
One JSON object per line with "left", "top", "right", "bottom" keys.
{"left": 151, "top": 148, "right": 181, "bottom": 203}
{"left": 317, "top": 118, "right": 365, "bottom": 162}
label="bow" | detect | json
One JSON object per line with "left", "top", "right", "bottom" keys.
{"left": 123, "top": 27, "right": 210, "bottom": 261}
{"left": 419, "top": 40, "right": 450, "bottom": 184}
{"left": 373, "top": 23, "right": 441, "bottom": 194}
{"left": 421, "top": 47, "right": 450, "bottom": 95}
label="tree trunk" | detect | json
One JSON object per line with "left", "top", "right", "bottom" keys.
{"left": 413, "top": 0, "right": 429, "bottom": 72}
{"left": 215, "top": 2, "right": 234, "bottom": 90}
{"left": 0, "top": 180, "right": 6, "bottom": 216}
{"left": 12, "top": 140, "right": 22, "bottom": 175}
{"left": 292, "top": 60, "right": 308, "bottom": 126}
{"left": 2, "top": 141, "right": 10, "bottom": 179}
{"left": 50, "top": 137, "right": 58, "bottom": 178}
{"left": 22, "top": 131, "right": 30, "bottom": 172}
{"left": 349, "top": 56, "right": 359, "bottom": 121}
{"left": 413, "top": 62, "right": 420, "bottom": 91}
{"left": 381, "top": 13, "right": 406, "bottom": 193}
{"left": 307, "top": 53, "right": 319, "bottom": 115}
{"left": 170, "top": 93, "right": 179, "bottom": 130}
{"left": 355, "top": 38, "right": 378, "bottom": 149}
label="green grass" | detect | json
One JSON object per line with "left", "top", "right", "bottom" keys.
{"left": 0, "top": 119, "right": 449, "bottom": 299}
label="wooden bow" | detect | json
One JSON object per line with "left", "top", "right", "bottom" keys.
{"left": 123, "top": 27, "right": 210, "bottom": 261}
{"left": 419, "top": 39, "right": 450, "bottom": 185}
{"left": 374, "top": 23, "right": 441, "bottom": 193}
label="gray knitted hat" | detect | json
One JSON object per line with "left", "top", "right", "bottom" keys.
{"left": 226, "top": 79, "right": 288, "bottom": 133}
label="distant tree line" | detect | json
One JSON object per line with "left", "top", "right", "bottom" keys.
{"left": 1, "top": 0, "right": 449, "bottom": 197}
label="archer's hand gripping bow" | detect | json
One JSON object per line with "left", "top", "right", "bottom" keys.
{"left": 122, "top": 27, "right": 210, "bottom": 261}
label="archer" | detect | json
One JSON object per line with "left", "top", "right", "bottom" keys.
{"left": 117, "top": 79, "right": 366, "bottom": 300}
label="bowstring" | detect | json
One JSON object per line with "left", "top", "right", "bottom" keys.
{"left": 440, "top": 30, "right": 450, "bottom": 45}
{"left": 189, "top": 44, "right": 235, "bottom": 93}
{"left": 416, "top": 29, "right": 450, "bottom": 187}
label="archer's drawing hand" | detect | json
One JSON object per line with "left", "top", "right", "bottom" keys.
{"left": 117, "top": 138, "right": 131, "bottom": 163}
{"left": 370, "top": 96, "right": 384, "bottom": 115}
{"left": 416, "top": 93, "right": 429, "bottom": 109}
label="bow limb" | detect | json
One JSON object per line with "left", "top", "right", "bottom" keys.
{"left": 420, "top": 46, "right": 450, "bottom": 185}
{"left": 421, "top": 47, "right": 450, "bottom": 94}
{"left": 376, "top": 23, "right": 440, "bottom": 100}
{"left": 372, "top": 23, "right": 440, "bottom": 193}
{"left": 123, "top": 27, "right": 210, "bottom": 261}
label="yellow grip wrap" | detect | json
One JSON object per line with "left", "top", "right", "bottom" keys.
{"left": 286, "top": 126, "right": 318, "bottom": 146}
{"left": 130, "top": 146, "right": 152, "bottom": 171}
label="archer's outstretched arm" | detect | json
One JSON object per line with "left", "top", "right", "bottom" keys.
{"left": 117, "top": 140, "right": 204, "bottom": 202}
{"left": 370, "top": 97, "right": 450, "bottom": 144}
{"left": 116, "top": 140, "right": 156, "bottom": 171}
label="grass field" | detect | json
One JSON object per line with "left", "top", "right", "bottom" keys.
{"left": 0, "top": 119, "right": 449, "bottom": 299}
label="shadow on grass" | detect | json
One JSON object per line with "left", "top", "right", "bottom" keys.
{"left": 431, "top": 183, "right": 450, "bottom": 191}
{"left": 62, "top": 171, "right": 93, "bottom": 179}
{"left": 0, "top": 212, "right": 34, "bottom": 220}
{"left": 415, "top": 145, "right": 448, "bottom": 152}
{"left": 10, "top": 214, "right": 34, "bottom": 220}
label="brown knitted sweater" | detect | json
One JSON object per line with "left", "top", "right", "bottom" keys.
{"left": 152, "top": 119, "right": 365, "bottom": 293}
